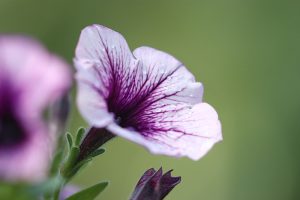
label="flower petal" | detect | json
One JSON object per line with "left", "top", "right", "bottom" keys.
{"left": 108, "top": 103, "right": 221, "bottom": 160}
{"left": 0, "top": 126, "right": 52, "bottom": 181}
{"left": 75, "top": 26, "right": 203, "bottom": 128}
{"left": 76, "top": 79, "right": 114, "bottom": 127}
{"left": 75, "top": 24, "right": 138, "bottom": 127}
{"left": 132, "top": 46, "right": 203, "bottom": 106}
{"left": 0, "top": 36, "right": 71, "bottom": 117}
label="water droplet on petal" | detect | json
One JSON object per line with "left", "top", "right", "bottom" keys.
{"left": 159, "top": 68, "right": 165, "bottom": 74}
{"left": 143, "top": 69, "right": 147, "bottom": 75}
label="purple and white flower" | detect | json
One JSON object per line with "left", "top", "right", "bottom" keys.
{"left": 0, "top": 36, "right": 71, "bottom": 181}
{"left": 130, "top": 168, "right": 181, "bottom": 200}
{"left": 74, "top": 25, "right": 222, "bottom": 160}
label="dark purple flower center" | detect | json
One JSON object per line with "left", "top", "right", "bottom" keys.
{"left": 107, "top": 93, "right": 143, "bottom": 130}
{"left": 105, "top": 67, "right": 179, "bottom": 135}
{"left": 0, "top": 81, "right": 27, "bottom": 150}
{"left": 0, "top": 110, "right": 27, "bottom": 149}
{"left": 90, "top": 44, "right": 183, "bottom": 135}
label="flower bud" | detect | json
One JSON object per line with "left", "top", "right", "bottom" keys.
{"left": 130, "top": 168, "right": 181, "bottom": 200}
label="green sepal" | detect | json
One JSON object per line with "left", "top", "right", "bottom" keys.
{"left": 60, "top": 128, "right": 107, "bottom": 182}
{"left": 89, "top": 148, "right": 105, "bottom": 158}
{"left": 75, "top": 127, "right": 86, "bottom": 146}
{"left": 70, "top": 157, "right": 92, "bottom": 178}
{"left": 67, "top": 146, "right": 80, "bottom": 166}
{"left": 66, "top": 132, "right": 73, "bottom": 150}
{"left": 66, "top": 182, "right": 109, "bottom": 200}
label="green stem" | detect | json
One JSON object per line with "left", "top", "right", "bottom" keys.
{"left": 52, "top": 176, "right": 65, "bottom": 200}
{"left": 50, "top": 127, "right": 114, "bottom": 200}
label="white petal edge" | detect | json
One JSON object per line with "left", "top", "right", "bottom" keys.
{"left": 107, "top": 103, "right": 222, "bottom": 160}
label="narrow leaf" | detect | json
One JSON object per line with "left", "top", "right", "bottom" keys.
{"left": 89, "top": 148, "right": 105, "bottom": 158}
{"left": 75, "top": 127, "right": 86, "bottom": 146}
{"left": 68, "top": 147, "right": 80, "bottom": 165}
{"left": 66, "top": 132, "right": 73, "bottom": 150}
{"left": 66, "top": 182, "right": 108, "bottom": 200}
{"left": 72, "top": 158, "right": 92, "bottom": 175}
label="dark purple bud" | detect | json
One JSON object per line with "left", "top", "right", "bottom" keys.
{"left": 78, "top": 127, "right": 115, "bottom": 162}
{"left": 130, "top": 168, "right": 181, "bottom": 200}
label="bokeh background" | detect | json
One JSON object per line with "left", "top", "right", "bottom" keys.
{"left": 1, "top": 0, "right": 300, "bottom": 199}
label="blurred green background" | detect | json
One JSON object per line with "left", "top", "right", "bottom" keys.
{"left": 1, "top": 0, "right": 300, "bottom": 199}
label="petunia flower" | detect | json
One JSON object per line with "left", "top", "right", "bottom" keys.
{"left": 130, "top": 168, "right": 181, "bottom": 200}
{"left": 0, "top": 36, "right": 71, "bottom": 182}
{"left": 74, "top": 24, "right": 222, "bottom": 160}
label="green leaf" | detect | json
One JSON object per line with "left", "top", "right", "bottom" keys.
{"left": 66, "top": 132, "right": 73, "bottom": 149}
{"left": 75, "top": 127, "right": 86, "bottom": 146}
{"left": 89, "top": 148, "right": 105, "bottom": 158}
{"left": 66, "top": 182, "right": 109, "bottom": 200}
{"left": 68, "top": 147, "right": 80, "bottom": 165}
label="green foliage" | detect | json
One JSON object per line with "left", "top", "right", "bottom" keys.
{"left": 89, "top": 148, "right": 105, "bottom": 158}
{"left": 61, "top": 127, "right": 107, "bottom": 181}
{"left": 75, "top": 127, "right": 86, "bottom": 146}
{"left": 0, "top": 183, "right": 32, "bottom": 200}
{"left": 66, "top": 182, "right": 109, "bottom": 200}
{"left": 53, "top": 128, "right": 109, "bottom": 200}
{"left": 66, "top": 132, "right": 73, "bottom": 150}
{"left": 0, "top": 178, "right": 64, "bottom": 200}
